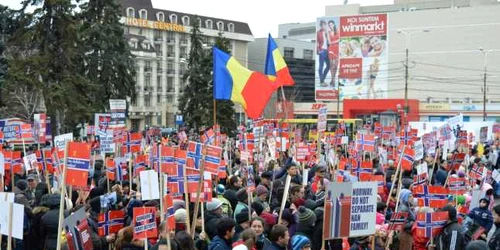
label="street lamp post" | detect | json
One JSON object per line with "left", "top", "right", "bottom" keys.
{"left": 479, "top": 47, "right": 492, "bottom": 122}
{"left": 397, "top": 29, "right": 430, "bottom": 127}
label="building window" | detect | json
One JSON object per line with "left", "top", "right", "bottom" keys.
{"left": 155, "top": 44, "right": 162, "bottom": 56}
{"left": 157, "top": 94, "right": 161, "bottom": 104}
{"left": 182, "top": 16, "right": 190, "bottom": 26}
{"left": 157, "top": 114, "right": 162, "bottom": 125}
{"left": 131, "top": 119, "right": 140, "bottom": 131}
{"left": 166, "top": 94, "right": 173, "bottom": 103}
{"left": 167, "top": 77, "right": 174, "bottom": 92}
{"left": 131, "top": 95, "right": 137, "bottom": 106}
{"left": 154, "top": 30, "right": 162, "bottom": 41}
{"left": 139, "top": 9, "right": 147, "bottom": 19}
{"left": 144, "top": 61, "right": 151, "bottom": 73}
{"left": 145, "top": 116, "right": 152, "bottom": 126}
{"left": 284, "top": 47, "right": 294, "bottom": 58}
{"left": 303, "top": 49, "right": 313, "bottom": 60}
{"left": 217, "top": 21, "right": 224, "bottom": 31}
{"left": 145, "top": 75, "right": 151, "bottom": 88}
{"left": 227, "top": 23, "right": 234, "bottom": 32}
{"left": 170, "top": 14, "right": 177, "bottom": 24}
{"left": 197, "top": 17, "right": 202, "bottom": 27}
{"left": 144, "top": 95, "right": 151, "bottom": 107}
{"left": 180, "top": 47, "right": 187, "bottom": 59}
{"left": 157, "top": 61, "right": 162, "bottom": 74}
{"left": 127, "top": 8, "right": 135, "bottom": 18}
{"left": 157, "top": 12, "right": 164, "bottom": 22}
{"left": 205, "top": 19, "right": 213, "bottom": 29}
{"left": 166, "top": 31, "right": 174, "bottom": 41}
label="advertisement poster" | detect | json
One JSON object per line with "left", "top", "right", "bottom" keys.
{"left": 323, "top": 181, "right": 377, "bottom": 239}
{"left": 315, "top": 14, "right": 388, "bottom": 101}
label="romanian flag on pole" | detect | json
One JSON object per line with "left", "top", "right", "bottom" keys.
{"left": 265, "top": 34, "right": 294, "bottom": 86}
{"left": 213, "top": 47, "right": 279, "bottom": 119}
{"left": 65, "top": 142, "right": 91, "bottom": 188}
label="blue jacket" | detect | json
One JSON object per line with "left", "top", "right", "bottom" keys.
{"left": 468, "top": 206, "right": 493, "bottom": 231}
{"left": 208, "top": 236, "right": 232, "bottom": 250}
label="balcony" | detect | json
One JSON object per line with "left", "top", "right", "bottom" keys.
{"left": 154, "top": 37, "right": 163, "bottom": 43}
{"left": 167, "top": 53, "right": 175, "bottom": 59}
{"left": 157, "top": 68, "right": 163, "bottom": 74}
{"left": 167, "top": 87, "right": 174, "bottom": 93}
{"left": 179, "top": 53, "right": 187, "bottom": 60}
{"left": 144, "top": 67, "right": 152, "bottom": 74}
{"left": 166, "top": 38, "right": 175, "bottom": 44}
{"left": 179, "top": 39, "right": 188, "bottom": 46}
{"left": 157, "top": 87, "right": 163, "bottom": 93}
{"left": 166, "top": 69, "right": 175, "bottom": 75}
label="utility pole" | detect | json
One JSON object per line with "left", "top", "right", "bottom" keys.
{"left": 397, "top": 29, "right": 430, "bottom": 127}
{"left": 479, "top": 48, "right": 492, "bottom": 122}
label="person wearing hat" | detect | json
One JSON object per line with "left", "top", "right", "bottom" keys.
{"left": 233, "top": 208, "right": 251, "bottom": 242}
{"left": 466, "top": 197, "right": 493, "bottom": 238}
{"left": 431, "top": 205, "right": 468, "bottom": 250}
{"left": 216, "top": 184, "right": 233, "bottom": 218}
{"left": 205, "top": 198, "right": 224, "bottom": 240}
{"left": 295, "top": 206, "right": 316, "bottom": 245}
{"left": 290, "top": 235, "right": 311, "bottom": 250}
{"left": 234, "top": 188, "right": 249, "bottom": 219}
{"left": 26, "top": 174, "right": 38, "bottom": 201}
{"left": 174, "top": 208, "right": 187, "bottom": 232}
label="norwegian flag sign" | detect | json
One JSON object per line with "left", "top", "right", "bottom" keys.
{"left": 204, "top": 145, "right": 222, "bottom": 174}
{"left": 413, "top": 185, "right": 448, "bottom": 208}
{"left": 415, "top": 211, "right": 449, "bottom": 238}
{"left": 388, "top": 212, "right": 408, "bottom": 231}
{"left": 187, "top": 141, "right": 203, "bottom": 169}
{"left": 98, "top": 210, "right": 125, "bottom": 236}
{"left": 133, "top": 207, "right": 157, "bottom": 239}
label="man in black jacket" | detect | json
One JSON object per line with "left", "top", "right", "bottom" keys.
{"left": 432, "top": 205, "right": 469, "bottom": 250}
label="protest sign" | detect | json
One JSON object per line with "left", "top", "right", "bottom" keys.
{"left": 324, "top": 182, "right": 377, "bottom": 239}
{"left": 296, "top": 146, "right": 309, "bottom": 162}
{"left": 54, "top": 133, "right": 73, "bottom": 150}
{"left": 140, "top": 170, "right": 160, "bottom": 201}
{"left": 23, "top": 153, "right": 37, "bottom": 172}
{"left": 0, "top": 201, "right": 24, "bottom": 239}
{"left": 0, "top": 152, "right": 4, "bottom": 176}
{"left": 414, "top": 140, "right": 424, "bottom": 161}
{"left": 317, "top": 106, "right": 327, "bottom": 132}
{"left": 109, "top": 99, "right": 127, "bottom": 129}
{"left": 74, "top": 219, "right": 93, "bottom": 250}
{"left": 0, "top": 192, "right": 14, "bottom": 202}
{"left": 447, "top": 114, "right": 463, "bottom": 131}
{"left": 133, "top": 207, "right": 157, "bottom": 239}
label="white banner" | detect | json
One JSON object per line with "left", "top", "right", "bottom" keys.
{"left": 54, "top": 133, "right": 73, "bottom": 150}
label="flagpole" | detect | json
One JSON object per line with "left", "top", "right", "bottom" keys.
{"left": 191, "top": 154, "right": 205, "bottom": 239}
{"left": 159, "top": 145, "right": 164, "bottom": 224}
{"left": 56, "top": 142, "right": 69, "bottom": 250}
{"left": 385, "top": 145, "right": 406, "bottom": 250}
{"left": 182, "top": 166, "right": 191, "bottom": 233}
{"left": 213, "top": 99, "right": 217, "bottom": 129}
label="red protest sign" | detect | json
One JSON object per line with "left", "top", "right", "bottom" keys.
{"left": 65, "top": 142, "right": 91, "bottom": 188}
{"left": 74, "top": 219, "right": 94, "bottom": 250}
{"left": 133, "top": 207, "right": 157, "bottom": 239}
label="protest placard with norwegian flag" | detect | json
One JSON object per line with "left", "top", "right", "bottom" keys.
{"left": 65, "top": 142, "right": 91, "bottom": 188}
{"left": 133, "top": 207, "right": 157, "bottom": 239}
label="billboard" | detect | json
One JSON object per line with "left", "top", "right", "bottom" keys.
{"left": 315, "top": 14, "right": 388, "bottom": 101}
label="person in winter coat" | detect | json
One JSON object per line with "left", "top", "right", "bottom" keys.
{"left": 467, "top": 197, "right": 493, "bottom": 234}
{"left": 488, "top": 204, "right": 500, "bottom": 250}
{"left": 205, "top": 198, "right": 224, "bottom": 240}
{"left": 208, "top": 218, "right": 236, "bottom": 250}
{"left": 432, "top": 205, "right": 468, "bottom": 250}
{"left": 250, "top": 217, "right": 271, "bottom": 250}
{"left": 264, "top": 224, "right": 290, "bottom": 250}
{"left": 295, "top": 206, "right": 316, "bottom": 246}
{"left": 40, "top": 193, "right": 68, "bottom": 250}
{"left": 396, "top": 189, "right": 415, "bottom": 250}
{"left": 376, "top": 202, "right": 387, "bottom": 225}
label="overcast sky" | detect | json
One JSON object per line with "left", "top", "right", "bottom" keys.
{"left": 2, "top": 0, "right": 393, "bottom": 37}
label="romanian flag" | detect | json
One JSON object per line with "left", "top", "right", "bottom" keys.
{"left": 213, "top": 47, "right": 279, "bottom": 119}
{"left": 265, "top": 34, "right": 294, "bottom": 86}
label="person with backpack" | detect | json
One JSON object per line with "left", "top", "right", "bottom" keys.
{"left": 431, "top": 205, "right": 469, "bottom": 250}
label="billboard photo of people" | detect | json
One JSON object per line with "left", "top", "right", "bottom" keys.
{"left": 315, "top": 17, "right": 341, "bottom": 101}
{"left": 315, "top": 14, "right": 388, "bottom": 101}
